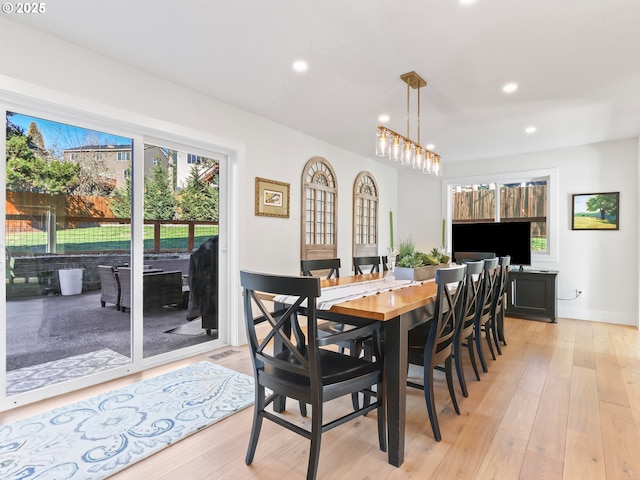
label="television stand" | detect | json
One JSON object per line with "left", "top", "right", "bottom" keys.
{"left": 506, "top": 269, "right": 558, "bottom": 323}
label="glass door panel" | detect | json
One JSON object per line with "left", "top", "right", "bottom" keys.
{"left": 5, "top": 111, "right": 133, "bottom": 396}
{"left": 140, "top": 143, "right": 219, "bottom": 358}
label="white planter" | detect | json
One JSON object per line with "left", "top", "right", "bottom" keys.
{"left": 59, "top": 268, "right": 83, "bottom": 295}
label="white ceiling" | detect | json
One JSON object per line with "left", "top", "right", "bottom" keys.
{"left": 8, "top": 0, "right": 640, "bottom": 165}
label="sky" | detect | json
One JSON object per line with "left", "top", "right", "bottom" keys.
{"left": 7, "top": 112, "right": 132, "bottom": 154}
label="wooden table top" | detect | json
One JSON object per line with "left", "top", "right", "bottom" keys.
{"left": 320, "top": 272, "right": 438, "bottom": 322}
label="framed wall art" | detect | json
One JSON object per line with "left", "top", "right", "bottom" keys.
{"left": 255, "top": 177, "right": 290, "bottom": 218}
{"left": 571, "top": 192, "right": 619, "bottom": 230}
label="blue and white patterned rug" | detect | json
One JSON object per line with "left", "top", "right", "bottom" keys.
{"left": 0, "top": 361, "right": 255, "bottom": 479}
{"left": 6, "top": 348, "right": 131, "bottom": 396}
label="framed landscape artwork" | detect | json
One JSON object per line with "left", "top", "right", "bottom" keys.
{"left": 571, "top": 192, "right": 619, "bottom": 230}
{"left": 255, "top": 177, "right": 290, "bottom": 218}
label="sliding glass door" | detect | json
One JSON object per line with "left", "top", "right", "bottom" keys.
{"left": 2, "top": 108, "right": 226, "bottom": 405}
{"left": 4, "top": 111, "right": 134, "bottom": 397}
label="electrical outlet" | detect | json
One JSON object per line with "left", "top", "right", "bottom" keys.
{"left": 577, "top": 289, "right": 584, "bottom": 299}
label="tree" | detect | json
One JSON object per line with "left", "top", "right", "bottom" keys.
{"left": 6, "top": 120, "right": 82, "bottom": 194}
{"left": 585, "top": 193, "right": 618, "bottom": 221}
{"left": 144, "top": 165, "right": 178, "bottom": 220}
{"left": 42, "top": 160, "right": 81, "bottom": 194}
{"left": 27, "top": 122, "right": 45, "bottom": 149}
{"left": 108, "top": 174, "right": 132, "bottom": 218}
{"left": 178, "top": 166, "right": 219, "bottom": 221}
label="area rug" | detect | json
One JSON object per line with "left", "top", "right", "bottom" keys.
{"left": 6, "top": 348, "right": 131, "bottom": 397}
{"left": 0, "top": 361, "right": 255, "bottom": 479}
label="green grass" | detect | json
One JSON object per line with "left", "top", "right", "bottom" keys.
{"left": 573, "top": 216, "right": 617, "bottom": 229}
{"left": 7, "top": 224, "right": 218, "bottom": 253}
{"left": 531, "top": 237, "right": 547, "bottom": 251}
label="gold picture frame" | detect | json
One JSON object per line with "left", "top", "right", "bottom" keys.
{"left": 255, "top": 177, "right": 290, "bottom": 218}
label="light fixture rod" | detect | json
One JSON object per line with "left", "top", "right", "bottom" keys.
{"left": 400, "top": 72, "right": 426, "bottom": 144}
{"left": 417, "top": 83, "right": 421, "bottom": 145}
{"left": 406, "top": 80, "right": 411, "bottom": 141}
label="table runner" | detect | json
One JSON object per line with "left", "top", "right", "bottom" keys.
{"left": 275, "top": 277, "right": 419, "bottom": 310}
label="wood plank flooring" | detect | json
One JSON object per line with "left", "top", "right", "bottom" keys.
{"left": 4, "top": 315, "right": 640, "bottom": 479}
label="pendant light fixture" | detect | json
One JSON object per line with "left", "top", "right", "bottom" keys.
{"left": 376, "top": 71, "right": 441, "bottom": 176}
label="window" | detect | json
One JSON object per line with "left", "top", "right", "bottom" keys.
{"left": 117, "top": 151, "right": 131, "bottom": 161}
{"left": 187, "top": 153, "right": 202, "bottom": 164}
{"left": 123, "top": 169, "right": 131, "bottom": 179}
{"left": 353, "top": 172, "right": 379, "bottom": 257}
{"left": 446, "top": 169, "right": 557, "bottom": 261}
{"left": 301, "top": 157, "right": 338, "bottom": 260}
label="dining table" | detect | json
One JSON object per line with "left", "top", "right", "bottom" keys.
{"left": 275, "top": 271, "right": 439, "bottom": 468}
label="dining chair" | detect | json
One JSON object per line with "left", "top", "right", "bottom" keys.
{"left": 300, "top": 258, "right": 341, "bottom": 279}
{"left": 301, "top": 257, "right": 367, "bottom": 354}
{"left": 453, "top": 260, "right": 484, "bottom": 398}
{"left": 240, "top": 270, "right": 387, "bottom": 480}
{"left": 406, "top": 264, "right": 467, "bottom": 442}
{"left": 491, "top": 256, "right": 511, "bottom": 351}
{"left": 474, "top": 257, "right": 500, "bottom": 372}
{"left": 353, "top": 255, "right": 383, "bottom": 274}
{"left": 301, "top": 257, "right": 375, "bottom": 410}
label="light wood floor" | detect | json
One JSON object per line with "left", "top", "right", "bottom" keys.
{"left": 5, "top": 315, "right": 640, "bottom": 479}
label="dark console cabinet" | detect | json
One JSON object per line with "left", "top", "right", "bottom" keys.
{"left": 506, "top": 269, "right": 558, "bottom": 323}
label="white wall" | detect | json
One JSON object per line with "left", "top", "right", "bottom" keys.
{"left": 0, "top": 18, "right": 398, "bottom": 340}
{"left": 398, "top": 138, "right": 638, "bottom": 326}
{"left": 395, "top": 170, "right": 445, "bottom": 254}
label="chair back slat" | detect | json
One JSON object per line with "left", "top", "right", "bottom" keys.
{"left": 492, "top": 256, "right": 511, "bottom": 313}
{"left": 353, "top": 255, "right": 383, "bottom": 274}
{"left": 460, "top": 260, "right": 483, "bottom": 333}
{"left": 429, "top": 265, "right": 466, "bottom": 363}
{"left": 477, "top": 257, "right": 499, "bottom": 326}
{"left": 301, "top": 258, "right": 341, "bottom": 279}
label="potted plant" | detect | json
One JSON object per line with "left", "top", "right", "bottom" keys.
{"left": 394, "top": 239, "right": 450, "bottom": 281}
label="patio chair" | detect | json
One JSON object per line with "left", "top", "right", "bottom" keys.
{"left": 98, "top": 265, "right": 121, "bottom": 310}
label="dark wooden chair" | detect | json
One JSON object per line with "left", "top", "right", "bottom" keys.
{"left": 301, "top": 259, "right": 346, "bottom": 350}
{"left": 98, "top": 265, "right": 121, "bottom": 310}
{"left": 300, "top": 258, "right": 341, "bottom": 279}
{"left": 491, "top": 256, "right": 511, "bottom": 352}
{"left": 453, "top": 260, "right": 484, "bottom": 397}
{"left": 406, "top": 265, "right": 467, "bottom": 442}
{"left": 240, "top": 270, "right": 386, "bottom": 480}
{"left": 353, "top": 255, "right": 383, "bottom": 274}
{"left": 474, "top": 257, "right": 500, "bottom": 372}
{"left": 301, "top": 257, "right": 371, "bottom": 410}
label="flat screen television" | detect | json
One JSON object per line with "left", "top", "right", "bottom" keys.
{"left": 451, "top": 221, "right": 532, "bottom": 266}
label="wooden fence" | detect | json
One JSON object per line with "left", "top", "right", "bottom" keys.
{"left": 5, "top": 191, "right": 217, "bottom": 254}
{"left": 452, "top": 185, "right": 547, "bottom": 237}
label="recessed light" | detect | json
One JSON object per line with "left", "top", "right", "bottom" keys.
{"left": 459, "top": 0, "right": 477, "bottom": 5}
{"left": 292, "top": 60, "right": 308, "bottom": 73}
{"left": 378, "top": 114, "right": 390, "bottom": 123}
{"left": 525, "top": 126, "right": 537, "bottom": 134}
{"left": 425, "top": 144, "right": 435, "bottom": 150}
{"left": 502, "top": 82, "right": 518, "bottom": 94}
